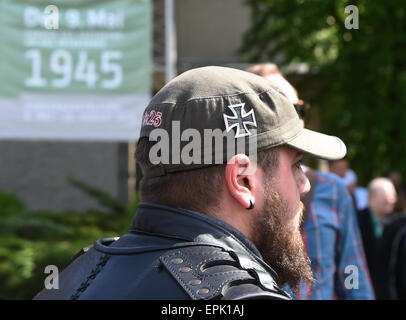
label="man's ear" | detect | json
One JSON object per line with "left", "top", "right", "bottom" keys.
{"left": 224, "top": 154, "right": 259, "bottom": 209}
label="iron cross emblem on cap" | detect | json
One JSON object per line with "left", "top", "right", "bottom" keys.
{"left": 223, "top": 103, "right": 257, "bottom": 138}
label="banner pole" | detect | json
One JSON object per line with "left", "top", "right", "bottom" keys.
{"left": 165, "top": 0, "right": 177, "bottom": 83}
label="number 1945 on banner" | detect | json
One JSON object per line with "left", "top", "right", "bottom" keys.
{"left": 25, "top": 49, "right": 123, "bottom": 89}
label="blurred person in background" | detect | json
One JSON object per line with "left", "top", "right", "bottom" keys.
{"left": 381, "top": 176, "right": 406, "bottom": 299}
{"left": 342, "top": 168, "right": 369, "bottom": 211}
{"left": 381, "top": 202, "right": 406, "bottom": 299}
{"left": 387, "top": 171, "right": 404, "bottom": 216}
{"left": 329, "top": 159, "right": 369, "bottom": 212}
{"left": 248, "top": 63, "right": 374, "bottom": 300}
{"left": 387, "top": 171, "right": 402, "bottom": 190}
{"left": 357, "top": 177, "right": 397, "bottom": 299}
{"left": 393, "top": 184, "right": 406, "bottom": 215}
{"left": 328, "top": 158, "right": 349, "bottom": 179}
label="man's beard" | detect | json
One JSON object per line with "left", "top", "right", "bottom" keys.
{"left": 251, "top": 180, "right": 314, "bottom": 293}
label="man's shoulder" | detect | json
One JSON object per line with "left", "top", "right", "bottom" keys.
{"left": 358, "top": 207, "right": 371, "bottom": 216}
{"left": 33, "top": 235, "right": 290, "bottom": 300}
{"left": 158, "top": 244, "right": 291, "bottom": 300}
{"left": 384, "top": 215, "right": 406, "bottom": 239}
{"left": 315, "top": 170, "right": 346, "bottom": 186}
{"left": 356, "top": 208, "right": 374, "bottom": 229}
{"left": 312, "top": 171, "right": 349, "bottom": 199}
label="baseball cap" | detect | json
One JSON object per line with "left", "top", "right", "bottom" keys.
{"left": 139, "top": 66, "right": 346, "bottom": 177}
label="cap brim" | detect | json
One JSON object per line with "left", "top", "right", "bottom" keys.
{"left": 286, "top": 128, "right": 347, "bottom": 160}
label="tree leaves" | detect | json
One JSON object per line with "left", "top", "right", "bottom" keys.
{"left": 241, "top": 0, "right": 406, "bottom": 184}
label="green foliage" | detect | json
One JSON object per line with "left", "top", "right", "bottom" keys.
{"left": 0, "top": 188, "right": 139, "bottom": 299}
{"left": 66, "top": 177, "right": 127, "bottom": 214}
{"left": 0, "top": 190, "right": 26, "bottom": 216}
{"left": 241, "top": 0, "right": 406, "bottom": 185}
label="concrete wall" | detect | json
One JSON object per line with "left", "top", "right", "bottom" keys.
{"left": 176, "top": 0, "right": 251, "bottom": 66}
{"left": 0, "top": 141, "right": 127, "bottom": 211}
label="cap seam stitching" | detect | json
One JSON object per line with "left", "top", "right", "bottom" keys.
{"left": 147, "top": 88, "right": 286, "bottom": 108}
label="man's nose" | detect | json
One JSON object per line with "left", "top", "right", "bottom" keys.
{"left": 299, "top": 170, "right": 311, "bottom": 196}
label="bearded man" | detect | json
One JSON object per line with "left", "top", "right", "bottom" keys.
{"left": 34, "top": 66, "right": 346, "bottom": 300}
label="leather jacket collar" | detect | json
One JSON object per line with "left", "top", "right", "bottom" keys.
{"left": 129, "top": 202, "right": 280, "bottom": 285}
{"left": 130, "top": 202, "right": 262, "bottom": 254}
{"left": 130, "top": 202, "right": 262, "bottom": 257}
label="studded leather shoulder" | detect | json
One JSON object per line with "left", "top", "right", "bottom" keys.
{"left": 159, "top": 245, "right": 290, "bottom": 300}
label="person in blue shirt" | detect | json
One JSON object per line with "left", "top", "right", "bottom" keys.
{"left": 248, "top": 63, "right": 375, "bottom": 299}
{"left": 293, "top": 169, "right": 374, "bottom": 299}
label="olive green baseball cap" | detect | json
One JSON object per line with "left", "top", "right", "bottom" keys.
{"left": 139, "top": 66, "right": 346, "bottom": 177}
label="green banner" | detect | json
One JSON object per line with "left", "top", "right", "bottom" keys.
{"left": 0, "top": 0, "right": 151, "bottom": 140}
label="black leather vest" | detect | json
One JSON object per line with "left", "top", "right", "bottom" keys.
{"left": 34, "top": 203, "right": 291, "bottom": 300}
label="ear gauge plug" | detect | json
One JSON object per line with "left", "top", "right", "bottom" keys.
{"left": 246, "top": 199, "right": 255, "bottom": 210}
